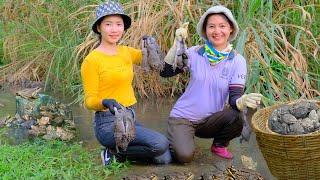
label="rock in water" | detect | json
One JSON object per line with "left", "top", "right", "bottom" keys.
{"left": 1, "top": 90, "right": 76, "bottom": 141}
{"left": 241, "top": 155, "right": 257, "bottom": 170}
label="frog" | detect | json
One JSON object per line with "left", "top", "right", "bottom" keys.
{"left": 16, "top": 87, "right": 42, "bottom": 99}
{"left": 114, "top": 106, "right": 136, "bottom": 152}
{"left": 141, "top": 35, "right": 165, "bottom": 72}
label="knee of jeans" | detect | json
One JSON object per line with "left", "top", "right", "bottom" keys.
{"left": 152, "top": 136, "right": 169, "bottom": 156}
{"left": 175, "top": 148, "right": 194, "bottom": 163}
{"left": 153, "top": 149, "right": 172, "bottom": 164}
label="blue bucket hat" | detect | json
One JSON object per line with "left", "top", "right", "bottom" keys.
{"left": 92, "top": 1, "right": 132, "bottom": 34}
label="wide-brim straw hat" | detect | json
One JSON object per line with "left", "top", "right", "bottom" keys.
{"left": 92, "top": 0, "right": 131, "bottom": 34}
{"left": 196, "top": 5, "right": 239, "bottom": 42}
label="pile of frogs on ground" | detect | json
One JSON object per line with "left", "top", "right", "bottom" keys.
{"left": 269, "top": 100, "right": 320, "bottom": 135}
{"left": 0, "top": 88, "right": 75, "bottom": 141}
{"left": 122, "top": 166, "right": 264, "bottom": 180}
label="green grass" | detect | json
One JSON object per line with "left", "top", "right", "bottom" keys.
{"left": 0, "top": 138, "right": 128, "bottom": 179}
{"left": 0, "top": 16, "right": 3, "bottom": 66}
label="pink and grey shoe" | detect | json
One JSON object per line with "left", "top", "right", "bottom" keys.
{"left": 211, "top": 144, "right": 233, "bottom": 159}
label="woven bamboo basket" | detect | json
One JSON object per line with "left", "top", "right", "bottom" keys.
{"left": 251, "top": 101, "right": 320, "bottom": 180}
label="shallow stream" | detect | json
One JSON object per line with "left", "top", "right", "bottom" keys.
{"left": 0, "top": 92, "right": 275, "bottom": 179}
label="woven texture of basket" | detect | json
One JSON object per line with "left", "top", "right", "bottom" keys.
{"left": 251, "top": 101, "right": 320, "bottom": 180}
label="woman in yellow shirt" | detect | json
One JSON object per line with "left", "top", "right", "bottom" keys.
{"left": 81, "top": 1, "right": 171, "bottom": 166}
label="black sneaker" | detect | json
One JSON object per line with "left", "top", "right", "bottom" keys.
{"left": 101, "top": 148, "right": 113, "bottom": 166}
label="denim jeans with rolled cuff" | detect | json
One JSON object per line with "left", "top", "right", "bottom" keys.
{"left": 94, "top": 109, "right": 171, "bottom": 164}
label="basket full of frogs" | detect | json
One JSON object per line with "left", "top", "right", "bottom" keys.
{"left": 0, "top": 88, "right": 75, "bottom": 141}
{"left": 251, "top": 99, "right": 320, "bottom": 180}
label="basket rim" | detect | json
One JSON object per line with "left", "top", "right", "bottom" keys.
{"left": 251, "top": 100, "right": 320, "bottom": 137}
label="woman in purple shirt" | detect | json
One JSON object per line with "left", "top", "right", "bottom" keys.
{"left": 160, "top": 5, "right": 263, "bottom": 162}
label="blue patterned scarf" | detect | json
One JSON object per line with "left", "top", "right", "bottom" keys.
{"left": 204, "top": 41, "right": 233, "bottom": 65}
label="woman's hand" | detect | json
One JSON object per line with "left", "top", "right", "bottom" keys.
{"left": 236, "top": 93, "right": 263, "bottom": 111}
{"left": 102, "top": 99, "right": 121, "bottom": 115}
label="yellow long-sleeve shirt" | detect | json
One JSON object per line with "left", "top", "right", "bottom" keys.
{"left": 81, "top": 45, "right": 142, "bottom": 111}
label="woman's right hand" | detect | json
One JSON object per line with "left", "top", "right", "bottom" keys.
{"left": 102, "top": 99, "right": 121, "bottom": 115}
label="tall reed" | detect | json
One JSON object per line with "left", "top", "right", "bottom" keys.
{"left": 1, "top": 0, "right": 319, "bottom": 104}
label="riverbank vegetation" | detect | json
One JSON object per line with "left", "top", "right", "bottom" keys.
{"left": 1, "top": 0, "right": 319, "bottom": 104}
{"left": 0, "top": 136, "right": 127, "bottom": 179}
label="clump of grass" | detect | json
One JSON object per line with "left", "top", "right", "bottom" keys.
{"left": 0, "top": 139, "right": 127, "bottom": 179}
{"left": 232, "top": 1, "right": 320, "bottom": 103}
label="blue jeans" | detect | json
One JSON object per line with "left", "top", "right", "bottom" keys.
{"left": 94, "top": 110, "right": 171, "bottom": 164}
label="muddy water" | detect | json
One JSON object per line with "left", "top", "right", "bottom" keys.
{"left": 0, "top": 92, "right": 275, "bottom": 179}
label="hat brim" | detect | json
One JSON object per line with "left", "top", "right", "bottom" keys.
{"left": 92, "top": 14, "right": 132, "bottom": 34}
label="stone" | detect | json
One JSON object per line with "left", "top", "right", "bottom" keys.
{"left": 43, "top": 125, "right": 58, "bottom": 140}
{"left": 51, "top": 116, "right": 64, "bottom": 126}
{"left": 64, "top": 119, "right": 76, "bottom": 130}
{"left": 241, "top": 155, "right": 257, "bottom": 170}
{"left": 38, "top": 116, "right": 50, "bottom": 126}
{"left": 40, "top": 111, "right": 54, "bottom": 119}
{"left": 29, "top": 125, "right": 46, "bottom": 136}
{"left": 56, "top": 127, "right": 74, "bottom": 141}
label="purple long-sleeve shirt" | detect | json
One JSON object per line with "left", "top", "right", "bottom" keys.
{"left": 170, "top": 46, "right": 247, "bottom": 121}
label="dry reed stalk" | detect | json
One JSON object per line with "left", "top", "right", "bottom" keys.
{"left": 1, "top": 0, "right": 319, "bottom": 101}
